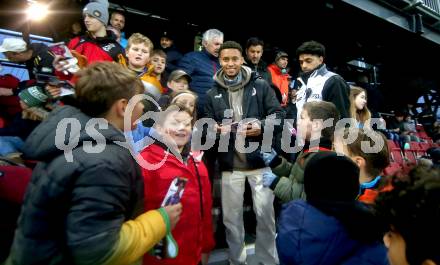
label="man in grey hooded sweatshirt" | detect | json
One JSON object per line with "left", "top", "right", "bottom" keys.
{"left": 204, "top": 41, "right": 282, "bottom": 265}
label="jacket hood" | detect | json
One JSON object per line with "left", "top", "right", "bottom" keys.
{"left": 214, "top": 65, "right": 252, "bottom": 91}
{"left": 24, "top": 105, "right": 126, "bottom": 161}
{"left": 277, "top": 200, "right": 387, "bottom": 265}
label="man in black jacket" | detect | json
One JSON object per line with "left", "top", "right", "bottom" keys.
{"left": 244, "top": 37, "right": 282, "bottom": 104}
{"left": 204, "top": 41, "right": 282, "bottom": 265}
{"left": 160, "top": 31, "right": 183, "bottom": 75}
{"left": 294, "top": 40, "right": 350, "bottom": 122}
{"left": 0, "top": 37, "right": 54, "bottom": 80}
{"left": 244, "top": 37, "right": 271, "bottom": 83}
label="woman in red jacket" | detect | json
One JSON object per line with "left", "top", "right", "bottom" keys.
{"left": 139, "top": 104, "right": 215, "bottom": 265}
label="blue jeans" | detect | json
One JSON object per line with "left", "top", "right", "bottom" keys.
{"left": 0, "top": 136, "right": 24, "bottom": 156}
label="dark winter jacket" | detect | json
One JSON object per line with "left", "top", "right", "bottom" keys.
{"left": 163, "top": 45, "right": 183, "bottom": 74}
{"left": 178, "top": 49, "right": 220, "bottom": 116}
{"left": 6, "top": 105, "right": 167, "bottom": 265}
{"left": 277, "top": 200, "right": 388, "bottom": 265}
{"left": 204, "top": 66, "right": 283, "bottom": 171}
{"left": 24, "top": 43, "right": 55, "bottom": 80}
{"left": 244, "top": 58, "right": 282, "bottom": 104}
{"left": 244, "top": 58, "right": 272, "bottom": 84}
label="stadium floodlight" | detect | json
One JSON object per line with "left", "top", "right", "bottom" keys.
{"left": 26, "top": 1, "right": 49, "bottom": 21}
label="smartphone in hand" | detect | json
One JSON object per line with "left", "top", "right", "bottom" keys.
{"left": 162, "top": 177, "right": 188, "bottom": 207}
{"left": 48, "top": 42, "right": 80, "bottom": 73}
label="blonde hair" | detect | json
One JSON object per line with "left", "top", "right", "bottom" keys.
{"left": 350, "top": 86, "right": 371, "bottom": 124}
{"left": 169, "top": 89, "right": 198, "bottom": 120}
{"left": 126, "top": 33, "right": 154, "bottom": 52}
{"left": 170, "top": 90, "right": 197, "bottom": 104}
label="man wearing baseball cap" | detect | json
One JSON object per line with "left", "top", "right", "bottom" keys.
{"left": 0, "top": 37, "right": 54, "bottom": 80}
{"left": 157, "top": 70, "right": 192, "bottom": 109}
{"left": 0, "top": 38, "right": 27, "bottom": 53}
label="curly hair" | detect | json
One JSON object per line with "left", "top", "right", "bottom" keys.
{"left": 296, "top": 40, "right": 326, "bottom": 58}
{"left": 375, "top": 165, "right": 440, "bottom": 264}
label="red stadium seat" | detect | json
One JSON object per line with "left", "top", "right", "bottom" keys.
{"left": 383, "top": 162, "right": 401, "bottom": 176}
{"left": 390, "top": 150, "right": 405, "bottom": 165}
{"left": 419, "top": 142, "right": 431, "bottom": 152}
{"left": 404, "top": 150, "right": 417, "bottom": 164}
{"left": 387, "top": 140, "right": 400, "bottom": 151}
{"left": 409, "top": 141, "right": 425, "bottom": 157}
{"left": 417, "top": 131, "right": 429, "bottom": 139}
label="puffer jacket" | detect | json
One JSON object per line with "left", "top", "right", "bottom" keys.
{"left": 204, "top": 67, "right": 283, "bottom": 171}
{"left": 6, "top": 105, "right": 167, "bottom": 265}
{"left": 267, "top": 63, "right": 290, "bottom": 106}
{"left": 55, "top": 32, "right": 125, "bottom": 83}
{"left": 140, "top": 143, "right": 215, "bottom": 265}
{"left": 68, "top": 32, "right": 124, "bottom": 64}
{"left": 277, "top": 200, "right": 388, "bottom": 265}
{"left": 178, "top": 49, "right": 220, "bottom": 116}
{"left": 163, "top": 45, "right": 183, "bottom": 74}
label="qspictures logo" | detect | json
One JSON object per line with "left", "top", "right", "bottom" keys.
{"left": 54, "top": 94, "right": 387, "bottom": 170}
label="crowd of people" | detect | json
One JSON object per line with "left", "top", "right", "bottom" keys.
{"left": 0, "top": 0, "right": 439, "bottom": 264}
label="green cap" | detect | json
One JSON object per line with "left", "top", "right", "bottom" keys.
{"left": 18, "top": 86, "right": 48, "bottom": 107}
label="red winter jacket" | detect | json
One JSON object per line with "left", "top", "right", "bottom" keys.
{"left": 68, "top": 35, "right": 117, "bottom": 64}
{"left": 0, "top": 74, "right": 21, "bottom": 118}
{"left": 55, "top": 33, "right": 124, "bottom": 82}
{"left": 267, "top": 64, "right": 290, "bottom": 106}
{"left": 140, "top": 143, "right": 215, "bottom": 265}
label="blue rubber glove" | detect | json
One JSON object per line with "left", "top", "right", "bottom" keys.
{"left": 262, "top": 171, "right": 277, "bottom": 188}
{"left": 261, "top": 149, "right": 277, "bottom": 167}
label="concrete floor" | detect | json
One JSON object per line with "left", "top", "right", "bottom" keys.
{"left": 208, "top": 244, "right": 260, "bottom": 265}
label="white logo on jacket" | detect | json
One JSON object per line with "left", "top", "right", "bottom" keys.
{"left": 296, "top": 71, "right": 336, "bottom": 123}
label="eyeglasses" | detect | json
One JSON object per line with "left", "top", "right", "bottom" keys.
{"left": 305, "top": 87, "right": 312, "bottom": 102}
